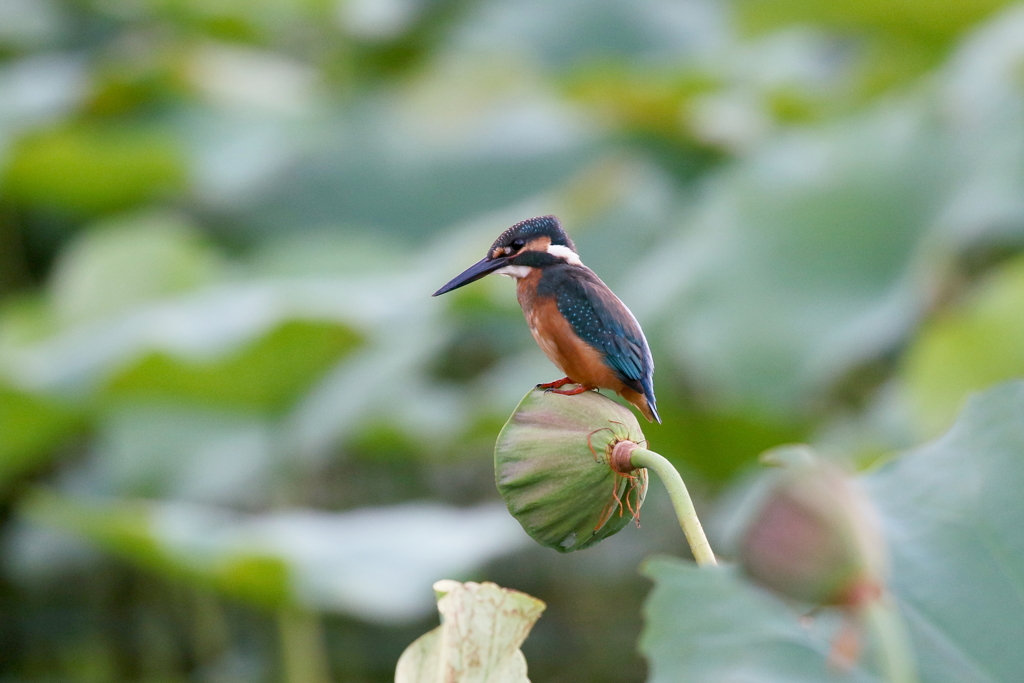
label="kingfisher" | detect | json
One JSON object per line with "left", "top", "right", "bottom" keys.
{"left": 433, "top": 215, "right": 660, "bottom": 423}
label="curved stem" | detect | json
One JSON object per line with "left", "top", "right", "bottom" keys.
{"left": 863, "top": 593, "right": 919, "bottom": 683}
{"left": 629, "top": 447, "right": 717, "bottom": 566}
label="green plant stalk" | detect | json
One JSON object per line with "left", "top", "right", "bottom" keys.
{"left": 278, "top": 606, "right": 332, "bottom": 683}
{"left": 629, "top": 447, "right": 717, "bottom": 566}
{"left": 863, "top": 593, "right": 919, "bottom": 683}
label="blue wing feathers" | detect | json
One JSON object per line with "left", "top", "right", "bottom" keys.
{"left": 540, "top": 265, "right": 653, "bottom": 390}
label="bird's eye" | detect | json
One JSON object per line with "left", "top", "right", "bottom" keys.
{"left": 511, "top": 239, "right": 525, "bottom": 250}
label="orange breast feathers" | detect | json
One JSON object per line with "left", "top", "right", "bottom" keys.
{"left": 514, "top": 270, "right": 656, "bottom": 421}
{"left": 516, "top": 275, "right": 623, "bottom": 393}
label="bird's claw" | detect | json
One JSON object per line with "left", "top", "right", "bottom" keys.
{"left": 537, "top": 377, "right": 573, "bottom": 392}
{"left": 547, "top": 384, "right": 596, "bottom": 396}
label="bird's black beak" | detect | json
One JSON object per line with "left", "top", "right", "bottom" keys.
{"left": 432, "top": 255, "right": 509, "bottom": 296}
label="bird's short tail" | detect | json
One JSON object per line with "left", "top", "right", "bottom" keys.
{"left": 623, "top": 383, "right": 660, "bottom": 423}
{"left": 641, "top": 377, "right": 660, "bottom": 424}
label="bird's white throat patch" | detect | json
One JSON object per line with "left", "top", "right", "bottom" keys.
{"left": 496, "top": 265, "right": 532, "bottom": 279}
{"left": 547, "top": 243, "right": 582, "bottom": 266}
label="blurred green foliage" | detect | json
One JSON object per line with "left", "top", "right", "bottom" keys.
{"left": 643, "top": 381, "right": 1024, "bottom": 681}
{"left": 24, "top": 490, "right": 293, "bottom": 607}
{"left": 2, "top": 0, "right": 1024, "bottom": 681}
{"left": 0, "top": 385, "right": 82, "bottom": 486}
{"left": 6, "top": 125, "right": 187, "bottom": 215}
{"left": 108, "top": 320, "right": 362, "bottom": 411}
{"left": 902, "top": 256, "right": 1024, "bottom": 436}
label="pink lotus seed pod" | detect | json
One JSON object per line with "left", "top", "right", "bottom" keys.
{"left": 738, "top": 458, "right": 887, "bottom": 608}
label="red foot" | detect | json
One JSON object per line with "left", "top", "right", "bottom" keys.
{"left": 548, "top": 384, "right": 596, "bottom": 396}
{"left": 537, "top": 377, "right": 572, "bottom": 390}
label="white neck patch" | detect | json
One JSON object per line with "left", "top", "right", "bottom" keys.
{"left": 547, "top": 243, "right": 583, "bottom": 266}
{"left": 495, "top": 264, "right": 532, "bottom": 279}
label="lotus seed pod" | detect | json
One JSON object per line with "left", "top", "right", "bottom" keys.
{"left": 495, "top": 388, "right": 648, "bottom": 552}
{"left": 738, "top": 459, "right": 887, "bottom": 608}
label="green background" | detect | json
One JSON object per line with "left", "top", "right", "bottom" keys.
{"left": 2, "top": 0, "right": 1024, "bottom": 680}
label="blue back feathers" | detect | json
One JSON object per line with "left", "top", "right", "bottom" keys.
{"left": 537, "top": 264, "right": 656, "bottom": 416}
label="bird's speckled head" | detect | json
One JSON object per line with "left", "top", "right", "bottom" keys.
{"left": 487, "top": 215, "right": 576, "bottom": 259}
{"left": 432, "top": 215, "right": 581, "bottom": 296}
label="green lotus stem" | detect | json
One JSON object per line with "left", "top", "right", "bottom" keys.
{"left": 629, "top": 447, "right": 717, "bottom": 566}
{"left": 863, "top": 593, "right": 919, "bottom": 683}
{"left": 278, "top": 606, "right": 331, "bottom": 683}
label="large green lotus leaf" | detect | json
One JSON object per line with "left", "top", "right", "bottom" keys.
{"left": 898, "top": 8, "right": 1024, "bottom": 437}
{"left": 641, "top": 381, "right": 1024, "bottom": 682}
{"left": 47, "top": 212, "right": 221, "bottom": 326}
{"left": 455, "top": 0, "right": 719, "bottom": 69}
{"left": 863, "top": 381, "right": 1024, "bottom": 683}
{"left": 622, "top": 7, "right": 1024, "bottom": 422}
{"left": 22, "top": 490, "right": 291, "bottom": 608}
{"left": 735, "top": 0, "right": 1009, "bottom": 44}
{"left": 637, "top": 104, "right": 953, "bottom": 417}
{"left": 72, "top": 405, "right": 278, "bottom": 503}
{"left": 22, "top": 492, "right": 529, "bottom": 624}
{"left": 395, "top": 580, "right": 545, "bottom": 683}
{"left": 4, "top": 123, "right": 186, "bottom": 216}
{"left": 0, "top": 213, "right": 358, "bottom": 406}
{"left": 106, "top": 319, "right": 361, "bottom": 412}
{"left": 641, "top": 559, "right": 879, "bottom": 683}
{"left": 0, "top": 280, "right": 373, "bottom": 396}
{"left": 219, "top": 0, "right": 720, "bottom": 243}
{"left": 229, "top": 89, "right": 598, "bottom": 243}
{"left": 901, "top": 256, "right": 1024, "bottom": 437}
{"left": 0, "top": 385, "right": 83, "bottom": 488}
{"left": 732, "top": 0, "right": 1014, "bottom": 98}
{"left": 939, "top": 6, "right": 1024, "bottom": 243}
